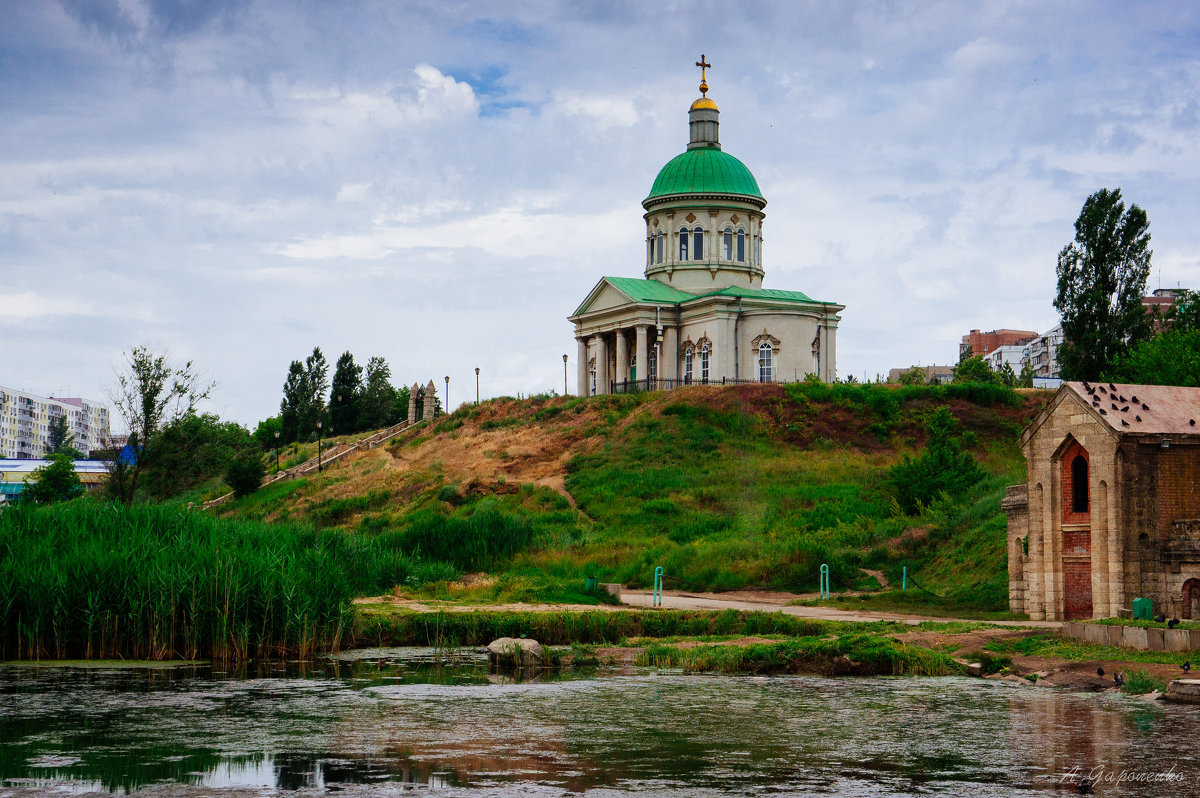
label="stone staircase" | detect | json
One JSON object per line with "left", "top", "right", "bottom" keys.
{"left": 201, "top": 419, "right": 418, "bottom": 509}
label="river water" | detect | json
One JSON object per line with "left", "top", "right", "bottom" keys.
{"left": 1, "top": 647, "right": 1197, "bottom": 797}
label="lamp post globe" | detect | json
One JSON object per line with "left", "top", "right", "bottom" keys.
{"left": 444, "top": 376, "right": 450, "bottom": 415}
{"left": 563, "top": 354, "right": 569, "bottom": 397}
{"left": 475, "top": 367, "right": 480, "bottom": 405}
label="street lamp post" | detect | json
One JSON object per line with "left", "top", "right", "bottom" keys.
{"left": 273, "top": 429, "right": 280, "bottom": 473}
{"left": 475, "top": 367, "right": 480, "bottom": 405}
{"left": 444, "top": 376, "right": 450, "bottom": 415}
{"left": 562, "top": 354, "right": 568, "bottom": 397}
{"left": 316, "top": 419, "right": 323, "bottom": 472}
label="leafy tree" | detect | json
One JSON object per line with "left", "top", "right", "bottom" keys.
{"left": 300, "top": 347, "right": 329, "bottom": 439}
{"left": 1167, "top": 290, "right": 1200, "bottom": 333}
{"left": 279, "top": 360, "right": 305, "bottom": 444}
{"left": 253, "top": 416, "right": 283, "bottom": 451}
{"left": 47, "top": 415, "right": 85, "bottom": 459}
{"left": 888, "top": 407, "right": 984, "bottom": 513}
{"left": 1104, "top": 329, "right": 1200, "bottom": 387}
{"left": 359, "top": 355, "right": 396, "bottom": 430}
{"left": 138, "top": 413, "right": 256, "bottom": 500}
{"left": 105, "top": 347, "right": 214, "bottom": 504}
{"left": 1055, "top": 187, "right": 1153, "bottom": 380}
{"left": 897, "top": 366, "right": 926, "bottom": 386}
{"left": 22, "top": 453, "right": 85, "bottom": 504}
{"left": 953, "top": 355, "right": 996, "bottom": 384}
{"left": 1018, "top": 361, "right": 1036, "bottom": 388}
{"left": 997, "top": 362, "right": 1017, "bottom": 388}
{"left": 225, "top": 450, "right": 266, "bottom": 497}
{"left": 329, "top": 352, "right": 363, "bottom": 435}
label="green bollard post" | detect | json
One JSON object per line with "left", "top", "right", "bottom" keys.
{"left": 653, "top": 566, "right": 663, "bottom": 607}
{"left": 820, "top": 563, "right": 830, "bottom": 600}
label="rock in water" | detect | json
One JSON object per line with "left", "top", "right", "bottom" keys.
{"left": 487, "top": 637, "right": 545, "bottom": 668}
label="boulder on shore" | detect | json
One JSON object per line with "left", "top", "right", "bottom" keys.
{"left": 487, "top": 637, "right": 545, "bottom": 668}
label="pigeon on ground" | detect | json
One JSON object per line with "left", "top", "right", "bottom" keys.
{"left": 1096, "top": 666, "right": 1105, "bottom": 677}
{"left": 1183, "top": 661, "right": 1191, "bottom": 673}
{"left": 1154, "top": 614, "right": 1167, "bottom": 623}
{"left": 1169, "top": 618, "right": 1181, "bottom": 629}
{"left": 1114, "top": 671, "right": 1125, "bottom": 687}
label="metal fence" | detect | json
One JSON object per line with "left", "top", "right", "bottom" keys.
{"left": 609, "top": 376, "right": 765, "bottom": 394}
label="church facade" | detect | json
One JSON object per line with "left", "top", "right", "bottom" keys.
{"left": 569, "top": 62, "right": 844, "bottom": 395}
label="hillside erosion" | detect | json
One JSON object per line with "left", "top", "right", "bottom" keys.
{"left": 216, "top": 382, "right": 1049, "bottom": 610}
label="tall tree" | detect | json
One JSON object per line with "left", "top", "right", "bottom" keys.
{"left": 105, "top": 346, "right": 214, "bottom": 503}
{"left": 359, "top": 356, "right": 395, "bottom": 431}
{"left": 1054, "top": 188, "right": 1153, "bottom": 380}
{"left": 1167, "top": 290, "right": 1200, "bottom": 333}
{"left": 300, "top": 347, "right": 329, "bottom": 439}
{"left": 22, "top": 454, "right": 85, "bottom": 504}
{"left": 279, "top": 360, "right": 306, "bottom": 444}
{"left": 47, "top": 415, "right": 84, "bottom": 459}
{"left": 329, "top": 352, "right": 363, "bottom": 435}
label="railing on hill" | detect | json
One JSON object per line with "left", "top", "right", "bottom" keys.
{"left": 609, "top": 376, "right": 764, "bottom": 393}
{"left": 199, "top": 419, "right": 417, "bottom": 510}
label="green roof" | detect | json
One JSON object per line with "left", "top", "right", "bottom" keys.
{"left": 604, "top": 276, "right": 694, "bottom": 303}
{"left": 694, "top": 286, "right": 819, "bottom": 303}
{"left": 645, "top": 148, "right": 763, "bottom": 202}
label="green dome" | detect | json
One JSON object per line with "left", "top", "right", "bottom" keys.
{"left": 645, "top": 148, "right": 763, "bottom": 203}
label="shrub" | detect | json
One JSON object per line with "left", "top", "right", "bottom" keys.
{"left": 888, "top": 407, "right": 984, "bottom": 513}
{"left": 21, "top": 454, "right": 85, "bottom": 504}
{"left": 226, "top": 451, "right": 266, "bottom": 497}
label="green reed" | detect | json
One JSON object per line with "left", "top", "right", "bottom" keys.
{"left": 0, "top": 501, "right": 450, "bottom": 661}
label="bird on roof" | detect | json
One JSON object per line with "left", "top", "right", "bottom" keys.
{"left": 1096, "top": 666, "right": 1105, "bottom": 677}
{"left": 1169, "top": 618, "right": 1181, "bottom": 629}
{"left": 1142, "top": 403, "right": 1149, "bottom": 410}
{"left": 1192, "top": 419, "right": 1197, "bottom": 426}
{"left": 1109, "top": 383, "right": 1117, "bottom": 391}
{"left": 1118, "top": 395, "right": 1126, "bottom": 403}
{"left": 1136, "top": 415, "right": 1142, "bottom": 422}
{"left": 1099, "top": 409, "right": 1107, "bottom": 415}
{"left": 1131, "top": 394, "right": 1139, "bottom": 403}
{"left": 1112, "top": 403, "right": 1119, "bottom": 410}
{"left": 1121, "top": 419, "right": 1130, "bottom": 426}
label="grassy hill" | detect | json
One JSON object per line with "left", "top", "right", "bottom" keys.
{"left": 215, "top": 382, "right": 1048, "bottom": 613}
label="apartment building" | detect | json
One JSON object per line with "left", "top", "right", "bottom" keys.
{"left": 0, "top": 386, "right": 111, "bottom": 459}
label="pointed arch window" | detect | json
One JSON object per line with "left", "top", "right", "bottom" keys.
{"left": 1071, "top": 455, "right": 1089, "bottom": 514}
{"left": 723, "top": 226, "right": 733, "bottom": 260}
{"left": 684, "top": 347, "right": 694, "bottom": 384}
{"left": 700, "top": 343, "right": 710, "bottom": 384}
{"left": 737, "top": 228, "right": 746, "bottom": 262}
{"left": 758, "top": 341, "right": 774, "bottom": 383}
{"left": 693, "top": 227, "right": 704, "bottom": 260}
{"left": 678, "top": 228, "right": 689, "bottom": 261}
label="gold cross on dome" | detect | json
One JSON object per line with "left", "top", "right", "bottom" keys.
{"left": 695, "top": 54, "right": 712, "bottom": 97}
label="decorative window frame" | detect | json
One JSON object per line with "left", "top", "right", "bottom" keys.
{"left": 751, "top": 330, "right": 781, "bottom": 354}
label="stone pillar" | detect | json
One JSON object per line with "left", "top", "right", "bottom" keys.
{"left": 615, "top": 330, "right": 629, "bottom": 388}
{"left": 577, "top": 338, "right": 588, "bottom": 397}
{"left": 663, "top": 325, "right": 679, "bottom": 382}
{"left": 716, "top": 312, "right": 737, "bottom": 381}
{"left": 1002, "top": 484, "right": 1029, "bottom": 616}
{"left": 594, "top": 335, "right": 608, "bottom": 395}
{"left": 635, "top": 326, "right": 649, "bottom": 387}
{"left": 423, "top": 380, "right": 437, "bottom": 419}
{"left": 408, "top": 383, "right": 419, "bottom": 421}
{"left": 825, "top": 322, "right": 838, "bottom": 383}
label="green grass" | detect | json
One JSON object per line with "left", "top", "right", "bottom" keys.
{"left": 1122, "top": 669, "right": 1168, "bottom": 694}
{"left": 0, "top": 501, "right": 456, "bottom": 661}
{"left": 985, "top": 632, "right": 1199, "bottom": 666}
{"left": 217, "top": 384, "right": 1046, "bottom": 614}
{"left": 636, "top": 633, "right": 964, "bottom": 676}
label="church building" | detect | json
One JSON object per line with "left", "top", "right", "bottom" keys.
{"left": 569, "top": 59, "right": 844, "bottom": 395}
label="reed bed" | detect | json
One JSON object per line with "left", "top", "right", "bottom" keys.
{"left": 0, "top": 502, "right": 450, "bottom": 661}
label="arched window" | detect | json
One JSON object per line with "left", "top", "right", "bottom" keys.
{"left": 590, "top": 364, "right": 597, "bottom": 396}
{"left": 648, "top": 346, "right": 658, "bottom": 384}
{"left": 737, "top": 228, "right": 746, "bottom": 262}
{"left": 684, "top": 347, "right": 694, "bottom": 384}
{"left": 723, "top": 227, "right": 733, "bottom": 260}
{"left": 647, "top": 238, "right": 653, "bottom": 266}
{"left": 1071, "top": 455, "right": 1088, "bottom": 514}
{"left": 700, "top": 344, "right": 710, "bottom": 384}
{"left": 655, "top": 231, "right": 664, "bottom": 264}
{"left": 758, "top": 341, "right": 773, "bottom": 383}
{"left": 693, "top": 227, "right": 703, "bottom": 260}
{"left": 678, "top": 228, "right": 689, "bottom": 261}
{"left": 755, "top": 234, "right": 761, "bottom": 264}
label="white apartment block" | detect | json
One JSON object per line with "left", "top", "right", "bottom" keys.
{"left": 1024, "top": 325, "right": 1063, "bottom": 379}
{"left": 0, "top": 386, "right": 111, "bottom": 459}
{"left": 984, "top": 344, "right": 1028, "bottom": 374}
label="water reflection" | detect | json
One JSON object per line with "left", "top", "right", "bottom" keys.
{"left": 0, "top": 650, "right": 1197, "bottom": 796}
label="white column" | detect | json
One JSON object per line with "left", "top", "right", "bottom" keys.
{"left": 594, "top": 336, "right": 608, "bottom": 395}
{"left": 577, "top": 338, "right": 588, "bottom": 397}
{"left": 663, "top": 326, "right": 679, "bottom": 383}
{"left": 615, "top": 330, "right": 629, "bottom": 387}
{"left": 635, "top": 326, "right": 649, "bottom": 387}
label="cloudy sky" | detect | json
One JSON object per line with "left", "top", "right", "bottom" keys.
{"left": 3, "top": 1, "right": 1199, "bottom": 429}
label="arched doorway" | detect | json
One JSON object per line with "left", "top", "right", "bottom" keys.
{"left": 1183, "top": 579, "right": 1200, "bottom": 620}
